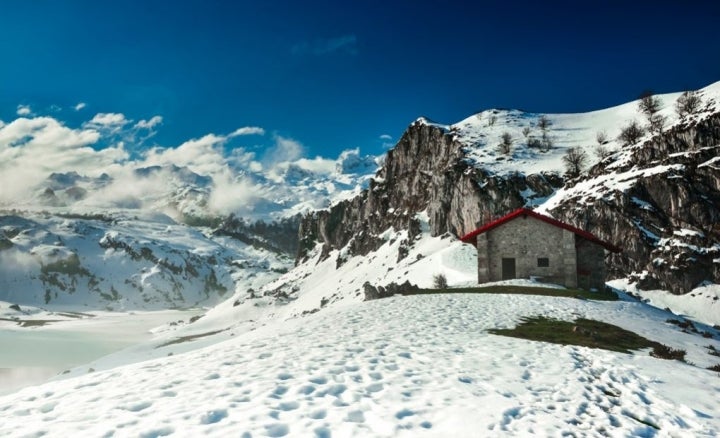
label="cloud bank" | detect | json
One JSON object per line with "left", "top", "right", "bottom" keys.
{"left": 0, "top": 111, "right": 377, "bottom": 220}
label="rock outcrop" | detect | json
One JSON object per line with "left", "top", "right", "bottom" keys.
{"left": 297, "top": 120, "right": 562, "bottom": 263}
{"left": 549, "top": 112, "right": 720, "bottom": 294}
{"left": 297, "top": 102, "right": 720, "bottom": 297}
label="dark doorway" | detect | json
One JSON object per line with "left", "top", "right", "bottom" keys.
{"left": 502, "top": 258, "right": 516, "bottom": 280}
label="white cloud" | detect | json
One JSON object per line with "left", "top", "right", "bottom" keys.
{"left": 16, "top": 105, "right": 31, "bottom": 116}
{"left": 74, "top": 102, "right": 87, "bottom": 111}
{"left": 379, "top": 134, "right": 392, "bottom": 140}
{"left": 88, "top": 113, "right": 129, "bottom": 127}
{"left": 263, "top": 135, "right": 304, "bottom": 167}
{"left": 134, "top": 116, "right": 163, "bottom": 130}
{"left": 292, "top": 35, "right": 358, "bottom": 56}
{"left": 142, "top": 134, "right": 228, "bottom": 176}
{"left": 208, "top": 174, "right": 264, "bottom": 216}
{"left": 229, "top": 126, "right": 265, "bottom": 137}
{"left": 0, "top": 116, "right": 124, "bottom": 203}
{"left": 295, "top": 157, "right": 337, "bottom": 175}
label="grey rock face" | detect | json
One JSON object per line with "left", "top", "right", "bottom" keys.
{"left": 550, "top": 113, "right": 720, "bottom": 294}
{"left": 297, "top": 121, "right": 563, "bottom": 263}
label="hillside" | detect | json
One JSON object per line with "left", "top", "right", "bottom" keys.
{"left": 2, "top": 82, "right": 720, "bottom": 435}
{"left": 297, "top": 81, "right": 720, "bottom": 321}
{"left": 2, "top": 292, "right": 720, "bottom": 436}
{"left": 0, "top": 146, "right": 378, "bottom": 309}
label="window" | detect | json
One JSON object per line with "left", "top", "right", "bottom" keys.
{"left": 537, "top": 257, "right": 549, "bottom": 267}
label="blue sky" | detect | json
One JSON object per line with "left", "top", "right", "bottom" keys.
{"left": 1, "top": 0, "right": 719, "bottom": 158}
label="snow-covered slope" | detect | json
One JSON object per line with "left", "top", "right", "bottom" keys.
{"left": 2, "top": 292, "right": 719, "bottom": 437}
{"left": 433, "top": 89, "right": 688, "bottom": 176}
{"left": 0, "top": 209, "right": 290, "bottom": 309}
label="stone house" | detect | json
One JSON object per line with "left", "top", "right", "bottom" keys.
{"left": 460, "top": 208, "right": 620, "bottom": 290}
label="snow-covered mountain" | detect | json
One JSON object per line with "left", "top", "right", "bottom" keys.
{"left": 0, "top": 209, "right": 291, "bottom": 309}
{"left": 17, "top": 149, "right": 379, "bottom": 223}
{"left": 2, "top": 82, "right": 720, "bottom": 435}
{"left": 297, "top": 81, "right": 720, "bottom": 318}
{"left": 0, "top": 138, "right": 379, "bottom": 309}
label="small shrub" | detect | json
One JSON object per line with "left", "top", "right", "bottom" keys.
{"left": 527, "top": 137, "right": 543, "bottom": 149}
{"left": 618, "top": 120, "right": 645, "bottom": 146}
{"left": 666, "top": 318, "right": 697, "bottom": 332}
{"left": 537, "top": 115, "right": 552, "bottom": 131}
{"left": 540, "top": 135, "right": 553, "bottom": 152}
{"left": 706, "top": 345, "right": 720, "bottom": 357}
{"left": 650, "top": 344, "right": 686, "bottom": 361}
{"left": 562, "top": 147, "right": 587, "bottom": 178}
{"left": 596, "top": 130, "right": 608, "bottom": 145}
{"left": 595, "top": 144, "right": 612, "bottom": 160}
{"left": 488, "top": 115, "right": 497, "bottom": 126}
{"left": 433, "top": 273, "right": 448, "bottom": 289}
{"left": 648, "top": 113, "right": 666, "bottom": 133}
{"left": 675, "top": 90, "right": 702, "bottom": 118}
{"left": 638, "top": 91, "right": 662, "bottom": 117}
{"left": 522, "top": 127, "right": 531, "bottom": 138}
{"left": 707, "top": 364, "right": 720, "bottom": 373}
{"left": 498, "top": 132, "right": 513, "bottom": 155}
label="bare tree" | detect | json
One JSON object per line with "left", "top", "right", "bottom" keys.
{"left": 537, "top": 115, "right": 551, "bottom": 132}
{"left": 675, "top": 90, "right": 702, "bottom": 118}
{"left": 594, "top": 144, "right": 612, "bottom": 160}
{"left": 648, "top": 113, "right": 666, "bottom": 133}
{"left": 498, "top": 132, "right": 513, "bottom": 155}
{"left": 522, "top": 127, "right": 531, "bottom": 138}
{"left": 540, "top": 136, "right": 553, "bottom": 152}
{"left": 596, "top": 131, "right": 608, "bottom": 145}
{"left": 433, "top": 273, "right": 448, "bottom": 289}
{"left": 563, "top": 147, "right": 588, "bottom": 178}
{"left": 638, "top": 90, "right": 662, "bottom": 117}
{"left": 618, "top": 120, "right": 645, "bottom": 146}
{"left": 527, "top": 137, "right": 542, "bottom": 149}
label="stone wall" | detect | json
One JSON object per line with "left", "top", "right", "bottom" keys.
{"left": 484, "top": 215, "right": 571, "bottom": 285}
{"left": 575, "top": 236, "right": 607, "bottom": 291}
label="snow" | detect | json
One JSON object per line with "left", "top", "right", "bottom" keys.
{"left": 0, "top": 304, "right": 200, "bottom": 395}
{"left": 0, "top": 210, "right": 290, "bottom": 310}
{"left": 2, "top": 80, "right": 720, "bottom": 436}
{"left": 609, "top": 279, "right": 720, "bottom": 327}
{"left": 2, "top": 293, "right": 720, "bottom": 437}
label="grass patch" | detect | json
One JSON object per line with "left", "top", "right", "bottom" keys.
{"left": 408, "top": 285, "right": 618, "bottom": 301}
{"left": 650, "top": 344, "right": 687, "bottom": 361}
{"left": 156, "top": 329, "right": 226, "bottom": 348}
{"left": 488, "top": 316, "right": 657, "bottom": 354}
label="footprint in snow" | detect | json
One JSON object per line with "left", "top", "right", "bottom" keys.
{"left": 199, "top": 409, "right": 228, "bottom": 425}
{"left": 308, "top": 409, "right": 327, "bottom": 419}
{"left": 264, "top": 423, "right": 290, "bottom": 437}
{"left": 346, "top": 410, "right": 365, "bottom": 423}
{"left": 124, "top": 401, "right": 153, "bottom": 412}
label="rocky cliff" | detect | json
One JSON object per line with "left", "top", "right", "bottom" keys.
{"left": 547, "top": 111, "right": 720, "bottom": 294}
{"left": 297, "top": 88, "right": 720, "bottom": 297}
{"left": 297, "top": 119, "right": 562, "bottom": 264}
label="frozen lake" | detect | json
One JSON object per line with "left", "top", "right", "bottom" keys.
{"left": 0, "top": 310, "right": 200, "bottom": 395}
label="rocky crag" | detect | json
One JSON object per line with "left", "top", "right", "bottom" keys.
{"left": 297, "top": 120, "right": 562, "bottom": 265}
{"left": 298, "top": 88, "right": 720, "bottom": 296}
{"left": 548, "top": 110, "right": 720, "bottom": 294}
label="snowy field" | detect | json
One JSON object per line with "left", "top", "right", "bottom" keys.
{"left": 1, "top": 293, "right": 719, "bottom": 437}
{"left": 0, "top": 306, "right": 201, "bottom": 395}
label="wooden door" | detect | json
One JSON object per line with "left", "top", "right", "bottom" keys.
{"left": 502, "top": 258, "right": 516, "bottom": 280}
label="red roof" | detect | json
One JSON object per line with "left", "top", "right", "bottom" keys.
{"left": 460, "top": 208, "right": 621, "bottom": 252}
